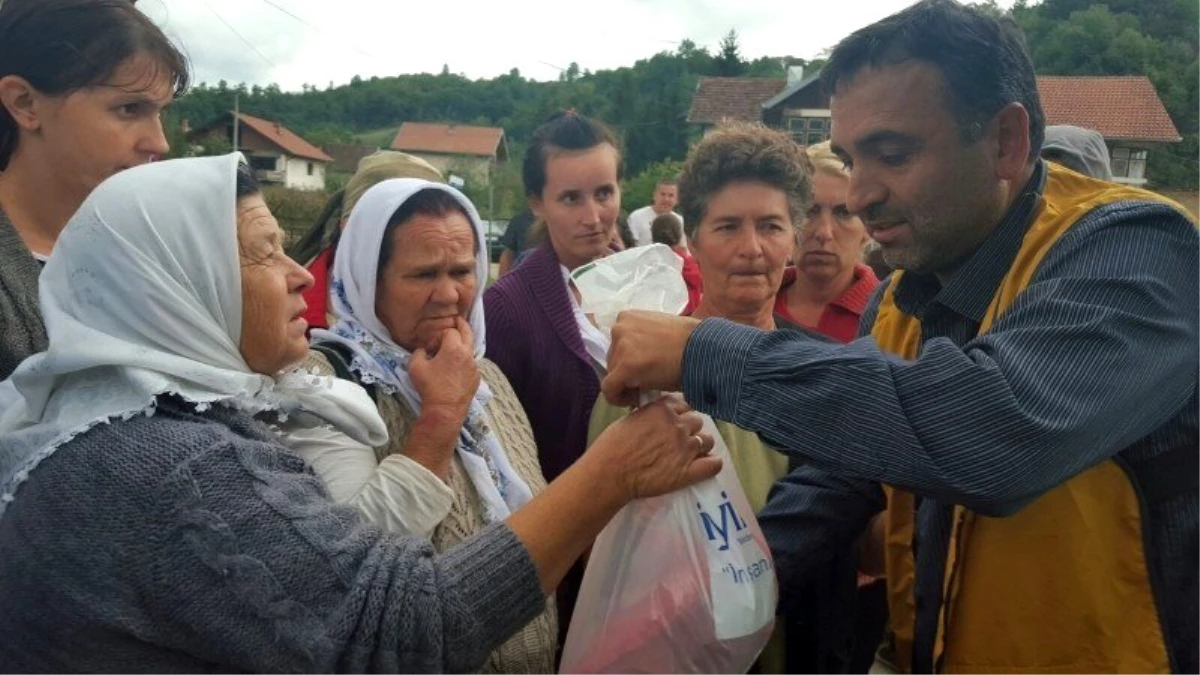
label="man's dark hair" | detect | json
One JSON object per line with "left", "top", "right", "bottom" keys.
{"left": 821, "top": 0, "right": 1044, "bottom": 159}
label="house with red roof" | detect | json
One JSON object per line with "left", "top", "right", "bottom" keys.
{"left": 688, "top": 71, "right": 1181, "bottom": 186}
{"left": 390, "top": 122, "right": 508, "bottom": 189}
{"left": 1037, "top": 76, "right": 1180, "bottom": 186}
{"left": 188, "top": 112, "right": 334, "bottom": 191}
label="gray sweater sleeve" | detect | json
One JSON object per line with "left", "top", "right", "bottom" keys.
{"left": 141, "top": 434, "right": 545, "bottom": 673}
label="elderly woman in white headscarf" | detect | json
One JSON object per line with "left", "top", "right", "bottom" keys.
{"left": 300, "top": 178, "right": 556, "bottom": 673}
{"left": 0, "top": 154, "right": 721, "bottom": 672}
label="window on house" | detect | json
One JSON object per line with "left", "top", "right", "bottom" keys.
{"left": 1112, "top": 148, "right": 1129, "bottom": 177}
{"left": 1129, "top": 150, "right": 1147, "bottom": 180}
{"left": 1111, "top": 147, "right": 1148, "bottom": 179}
{"left": 307, "top": 162, "right": 314, "bottom": 176}
{"left": 786, "top": 116, "right": 831, "bottom": 146}
{"left": 248, "top": 155, "right": 275, "bottom": 172}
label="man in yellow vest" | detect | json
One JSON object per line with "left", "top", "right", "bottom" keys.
{"left": 600, "top": 0, "right": 1198, "bottom": 672}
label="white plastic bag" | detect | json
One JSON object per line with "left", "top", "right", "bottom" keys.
{"left": 560, "top": 416, "right": 777, "bottom": 674}
{"left": 571, "top": 244, "right": 688, "bottom": 330}
{"left": 560, "top": 246, "right": 778, "bottom": 674}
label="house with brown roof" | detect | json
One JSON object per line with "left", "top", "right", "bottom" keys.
{"left": 688, "top": 71, "right": 1181, "bottom": 185}
{"left": 188, "top": 112, "right": 334, "bottom": 191}
{"left": 687, "top": 67, "right": 831, "bottom": 145}
{"left": 1037, "top": 76, "right": 1181, "bottom": 186}
{"left": 390, "top": 122, "right": 508, "bottom": 188}
{"left": 323, "top": 143, "right": 381, "bottom": 174}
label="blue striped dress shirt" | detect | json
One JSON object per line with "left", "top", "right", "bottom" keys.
{"left": 681, "top": 162, "right": 1198, "bottom": 672}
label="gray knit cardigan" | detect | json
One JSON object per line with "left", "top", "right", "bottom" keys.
{"left": 0, "top": 396, "right": 546, "bottom": 672}
{"left": 0, "top": 207, "right": 47, "bottom": 380}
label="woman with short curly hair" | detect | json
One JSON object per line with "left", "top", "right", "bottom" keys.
{"left": 591, "top": 121, "right": 816, "bottom": 672}
{"left": 677, "top": 122, "right": 812, "bottom": 330}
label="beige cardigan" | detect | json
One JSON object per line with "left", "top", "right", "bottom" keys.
{"left": 299, "top": 352, "right": 558, "bottom": 674}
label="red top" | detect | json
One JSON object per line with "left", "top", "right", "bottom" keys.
{"left": 301, "top": 247, "right": 333, "bottom": 331}
{"left": 773, "top": 263, "right": 880, "bottom": 343}
{"left": 676, "top": 248, "right": 704, "bottom": 315}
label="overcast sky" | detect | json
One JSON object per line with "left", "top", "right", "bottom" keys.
{"left": 139, "top": 0, "right": 1021, "bottom": 92}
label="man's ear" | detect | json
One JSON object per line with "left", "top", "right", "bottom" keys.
{"left": 991, "top": 102, "right": 1033, "bottom": 181}
{"left": 0, "top": 75, "right": 44, "bottom": 133}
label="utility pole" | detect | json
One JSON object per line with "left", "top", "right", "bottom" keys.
{"left": 488, "top": 162, "right": 495, "bottom": 225}
{"left": 232, "top": 92, "right": 240, "bottom": 153}
{"left": 480, "top": 162, "right": 495, "bottom": 266}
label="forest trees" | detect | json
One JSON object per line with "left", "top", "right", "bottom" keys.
{"left": 168, "top": 0, "right": 1198, "bottom": 219}
{"left": 1011, "top": 0, "right": 1198, "bottom": 187}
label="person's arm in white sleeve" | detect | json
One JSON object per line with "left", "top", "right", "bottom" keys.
{"left": 282, "top": 422, "right": 454, "bottom": 538}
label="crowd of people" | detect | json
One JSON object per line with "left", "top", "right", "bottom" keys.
{"left": 0, "top": 0, "right": 1195, "bottom": 673}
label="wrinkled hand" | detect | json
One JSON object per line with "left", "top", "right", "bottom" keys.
{"left": 601, "top": 310, "right": 701, "bottom": 407}
{"left": 587, "top": 393, "right": 721, "bottom": 502}
{"left": 410, "top": 317, "right": 479, "bottom": 418}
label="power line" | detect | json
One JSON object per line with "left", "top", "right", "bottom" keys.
{"left": 201, "top": 0, "right": 274, "bottom": 68}
{"left": 254, "top": 0, "right": 376, "bottom": 60}
{"left": 255, "top": 0, "right": 319, "bottom": 30}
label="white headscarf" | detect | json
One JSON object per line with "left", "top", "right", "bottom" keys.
{"left": 310, "top": 178, "right": 533, "bottom": 522}
{"left": 0, "top": 153, "right": 386, "bottom": 518}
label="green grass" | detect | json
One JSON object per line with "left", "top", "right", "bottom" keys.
{"left": 354, "top": 126, "right": 399, "bottom": 148}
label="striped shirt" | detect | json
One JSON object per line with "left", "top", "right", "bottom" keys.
{"left": 681, "top": 161, "right": 1198, "bottom": 672}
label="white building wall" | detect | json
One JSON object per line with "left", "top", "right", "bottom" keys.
{"left": 283, "top": 156, "right": 326, "bottom": 191}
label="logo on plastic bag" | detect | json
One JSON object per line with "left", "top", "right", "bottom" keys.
{"left": 696, "top": 491, "right": 748, "bottom": 552}
{"left": 697, "top": 489, "right": 774, "bottom": 591}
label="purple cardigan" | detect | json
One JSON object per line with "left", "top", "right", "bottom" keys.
{"left": 484, "top": 242, "right": 600, "bottom": 483}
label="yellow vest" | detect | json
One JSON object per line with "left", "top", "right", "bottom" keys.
{"left": 870, "top": 164, "right": 1193, "bottom": 673}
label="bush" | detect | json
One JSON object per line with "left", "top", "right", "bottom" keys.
{"left": 325, "top": 170, "right": 352, "bottom": 194}
{"left": 1147, "top": 134, "right": 1199, "bottom": 190}
{"left": 262, "top": 186, "right": 335, "bottom": 245}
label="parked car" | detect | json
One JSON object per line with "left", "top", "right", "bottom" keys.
{"left": 483, "top": 219, "right": 508, "bottom": 264}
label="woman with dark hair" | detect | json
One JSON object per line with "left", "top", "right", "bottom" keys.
{"left": 0, "top": 154, "right": 719, "bottom": 671}
{"left": 0, "top": 0, "right": 189, "bottom": 379}
{"left": 482, "top": 111, "right": 623, "bottom": 641}
{"left": 484, "top": 111, "right": 623, "bottom": 484}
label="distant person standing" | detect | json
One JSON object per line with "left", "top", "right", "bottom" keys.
{"left": 498, "top": 208, "right": 536, "bottom": 277}
{"left": 649, "top": 213, "right": 702, "bottom": 314}
{"left": 627, "top": 179, "right": 682, "bottom": 247}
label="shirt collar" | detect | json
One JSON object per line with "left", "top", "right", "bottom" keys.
{"left": 780, "top": 263, "right": 880, "bottom": 317}
{"left": 829, "top": 263, "right": 880, "bottom": 315}
{"left": 893, "top": 160, "right": 1047, "bottom": 322}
